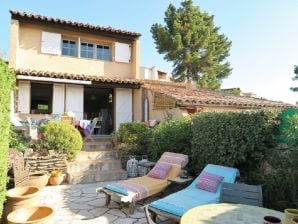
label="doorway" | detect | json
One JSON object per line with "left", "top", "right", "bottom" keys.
{"left": 84, "top": 87, "right": 114, "bottom": 135}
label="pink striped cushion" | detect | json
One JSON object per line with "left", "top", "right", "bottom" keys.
{"left": 196, "top": 171, "right": 224, "bottom": 193}
{"left": 148, "top": 162, "right": 171, "bottom": 179}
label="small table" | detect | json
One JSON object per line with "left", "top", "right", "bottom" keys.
{"left": 181, "top": 203, "right": 284, "bottom": 224}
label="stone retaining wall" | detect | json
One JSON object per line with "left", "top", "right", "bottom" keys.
{"left": 25, "top": 154, "right": 67, "bottom": 173}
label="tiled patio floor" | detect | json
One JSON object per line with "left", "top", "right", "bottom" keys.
{"left": 38, "top": 182, "right": 164, "bottom": 224}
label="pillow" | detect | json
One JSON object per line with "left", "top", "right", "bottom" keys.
{"left": 148, "top": 162, "right": 172, "bottom": 179}
{"left": 196, "top": 171, "right": 224, "bottom": 193}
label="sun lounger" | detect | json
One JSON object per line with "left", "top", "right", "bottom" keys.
{"left": 145, "top": 164, "right": 240, "bottom": 223}
{"left": 96, "top": 152, "right": 188, "bottom": 214}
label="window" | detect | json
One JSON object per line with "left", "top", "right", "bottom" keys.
{"left": 96, "top": 45, "right": 111, "bottom": 61}
{"left": 41, "top": 32, "right": 61, "bottom": 55}
{"left": 31, "top": 83, "right": 53, "bottom": 114}
{"left": 81, "top": 42, "right": 94, "bottom": 58}
{"left": 62, "top": 40, "right": 77, "bottom": 57}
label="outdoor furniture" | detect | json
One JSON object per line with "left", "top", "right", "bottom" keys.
{"left": 96, "top": 152, "right": 188, "bottom": 214}
{"left": 145, "top": 164, "right": 240, "bottom": 223}
{"left": 26, "top": 117, "right": 38, "bottom": 140}
{"left": 220, "top": 182, "right": 263, "bottom": 207}
{"left": 180, "top": 203, "right": 283, "bottom": 224}
{"left": 84, "top": 117, "right": 101, "bottom": 141}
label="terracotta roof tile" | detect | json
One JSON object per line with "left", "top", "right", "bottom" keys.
{"left": 143, "top": 80, "right": 296, "bottom": 109}
{"left": 10, "top": 10, "right": 141, "bottom": 38}
{"left": 15, "top": 69, "right": 143, "bottom": 85}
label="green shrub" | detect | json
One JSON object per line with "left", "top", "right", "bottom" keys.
{"left": 116, "top": 122, "right": 152, "bottom": 157}
{"left": 190, "top": 110, "right": 280, "bottom": 177}
{"left": 9, "top": 127, "right": 30, "bottom": 152}
{"left": 0, "top": 60, "right": 15, "bottom": 217}
{"left": 39, "top": 122, "right": 83, "bottom": 160}
{"left": 149, "top": 117, "right": 192, "bottom": 161}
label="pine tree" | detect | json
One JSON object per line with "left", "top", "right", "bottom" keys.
{"left": 151, "top": 0, "right": 232, "bottom": 90}
{"left": 291, "top": 65, "right": 298, "bottom": 92}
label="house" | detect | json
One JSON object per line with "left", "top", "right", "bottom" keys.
{"left": 9, "top": 10, "right": 143, "bottom": 134}
{"left": 9, "top": 10, "right": 296, "bottom": 129}
{"left": 141, "top": 80, "right": 296, "bottom": 121}
{"left": 139, "top": 66, "right": 171, "bottom": 82}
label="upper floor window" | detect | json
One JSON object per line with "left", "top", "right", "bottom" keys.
{"left": 81, "top": 42, "right": 94, "bottom": 58}
{"left": 62, "top": 40, "right": 77, "bottom": 57}
{"left": 97, "top": 45, "right": 111, "bottom": 61}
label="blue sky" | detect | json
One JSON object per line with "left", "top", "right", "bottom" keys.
{"left": 0, "top": 0, "right": 297, "bottom": 104}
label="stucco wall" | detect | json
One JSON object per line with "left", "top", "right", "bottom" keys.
{"left": 12, "top": 22, "right": 139, "bottom": 78}
{"left": 132, "top": 89, "right": 142, "bottom": 121}
{"left": 145, "top": 90, "right": 186, "bottom": 121}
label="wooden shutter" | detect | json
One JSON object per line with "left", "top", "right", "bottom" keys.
{"left": 65, "top": 85, "right": 84, "bottom": 120}
{"left": 52, "top": 84, "right": 65, "bottom": 114}
{"left": 41, "top": 31, "right": 62, "bottom": 55}
{"left": 18, "top": 81, "right": 30, "bottom": 113}
{"left": 115, "top": 88, "right": 132, "bottom": 130}
{"left": 115, "top": 42, "right": 131, "bottom": 63}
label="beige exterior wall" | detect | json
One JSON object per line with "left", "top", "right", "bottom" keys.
{"left": 11, "top": 22, "right": 140, "bottom": 78}
{"left": 146, "top": 90, "right": 187, "bottom": 121}
{"left": 132, "top": 89, "right": 142, "bottom": 121}
{"left": 9, "top": 19, "right": 19, "bottom": 68}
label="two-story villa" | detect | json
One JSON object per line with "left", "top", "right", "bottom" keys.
{"left": 9, "top": 10, "right": 143, "bottom": 134}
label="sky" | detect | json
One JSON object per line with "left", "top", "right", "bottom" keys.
{"left": 0, "top": 0, "right": 297, "bottom": 104}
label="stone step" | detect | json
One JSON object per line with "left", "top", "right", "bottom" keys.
{"left": 68, "top": 169, "right": 127, "bottom": 184}
{"left": 76, "top": 150, "right": 119, "bottom": 161}
{"left": 67, "top": 159, "right": 122, "bottom": 173}
{"left": 82, "top": 140, "right": 113, "bottom": 151}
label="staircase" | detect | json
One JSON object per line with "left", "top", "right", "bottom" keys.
{"left": 67, "top": 136, "right": 127, "bottom": 184}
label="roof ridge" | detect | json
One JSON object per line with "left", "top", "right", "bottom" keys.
{"left": 9, "top": 10, "right": 141, "bottom": 38}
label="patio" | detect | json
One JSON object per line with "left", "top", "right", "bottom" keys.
{"left": 38, "top": 182, "right": 153, "bottom": 224}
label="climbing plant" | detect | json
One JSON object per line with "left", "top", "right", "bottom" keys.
{"left": 0, "top": 59, "right": 16, "bottom": 216}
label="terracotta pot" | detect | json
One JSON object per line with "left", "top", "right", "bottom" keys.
{"left": 7, "top": 206, "right": 54, "bottom": 224}
{"left": 48, "top": 175, "right": 63, "bottom": 186}
{"left": 3, "top": 186, "right": 40, "bottom": 223}
{"left": 29, "top": 172, "right": 49, "bottom": 188}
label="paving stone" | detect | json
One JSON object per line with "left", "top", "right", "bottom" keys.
{"left": 82, "top": 187, "right": 97, "bottom": 194}
{"left": 113, "top": 217, "right": 135, "bottom": 224}
{"left": 75, "top": 210, "right": 95, "bottom": 220}
{"left": 69, "top": 203, "right": 94, "bottom": 210}
{"left": 134, "top": 217, "right": 147, "bottom": 224}
{"left": 89, "top": 207, "right": 109, "bottom": 217}
{"left": 73, "top": 196, "right": 95, "bottom": 203}
{"left": 86, "top": 199, "right": 102, "bottom": 207}
{"left": 107, "top": 208, "right": 126, "bottom": 218}
{"left": 100, "top": 213, "right": 118, "bottom": 222}
{"left": 121, "top": 207, "right": 145, "bottom": 218}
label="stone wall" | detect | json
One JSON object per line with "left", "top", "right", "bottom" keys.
{"left": 25, "top": 154, "right": 67, "bottom": 173}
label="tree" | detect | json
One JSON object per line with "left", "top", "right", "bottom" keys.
{"left": 151, "top": 0, "right": 232, "bottom": 90}
{"left": 291, "top": 65, "right": 298, "bottom": 92}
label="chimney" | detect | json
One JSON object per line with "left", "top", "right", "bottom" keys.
{"left": 186, "top": 78, "right": 197, "bottom": 90}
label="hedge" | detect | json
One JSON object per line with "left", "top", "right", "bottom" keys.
{"left": 190, "top": 110, "right": 280, "bottom": 178}
{"left": 149, "top": 117, "right": 192, "bottom": 161}
{"left": 116, "top": 122, "right": 152, "bottom": 158}
{"left": 0, "top": 60, "right": 15, "bottom": 217}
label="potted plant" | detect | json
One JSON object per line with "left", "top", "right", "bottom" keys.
{"left": 48, "top": 170, "right": 63, "bottom": 185}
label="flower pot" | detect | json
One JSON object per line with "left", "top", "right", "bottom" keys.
{"left": 284, "top": 209, "right": 298, "bottom": 224}
{"left": 48, "top": 175, "right": 63, "bottom": 186}
{"left": 3, "top": 186, "right": 40, "bottom": 223}
{"left": 7, "top": 206, "right": 54, "bottom": 224}
{"left": 29, "top": 172, "right": 49, "bottom": 188}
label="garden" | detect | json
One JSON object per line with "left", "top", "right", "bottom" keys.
{"left": 114, "top": 109, "right": 298, "bottom": 211}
